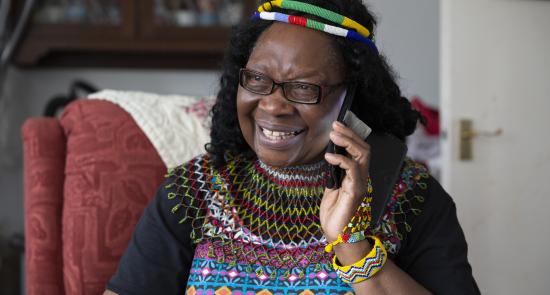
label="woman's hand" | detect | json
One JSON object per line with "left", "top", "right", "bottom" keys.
{"left": 320, "top": 121, "right": 372, "bottom": 264}
{"left": 319, "top": 122, "right": 432, "bottom": 295}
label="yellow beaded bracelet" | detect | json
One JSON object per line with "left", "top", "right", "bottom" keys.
{"left": 331, "top": 235, "right": 388, "bottom": 284}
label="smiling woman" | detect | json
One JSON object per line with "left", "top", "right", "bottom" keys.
{"left": 104, "top": 0, "right": 480, "bottom": 294}
{"left": 237, "top": 22, "right": 346, "bottom": 167}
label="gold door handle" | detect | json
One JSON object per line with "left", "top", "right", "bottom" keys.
{"left": 459, "top": 119, "right": 503, "bottom": 160}
{"left": 461, "top": 128, "right": 503, "bottom": 140}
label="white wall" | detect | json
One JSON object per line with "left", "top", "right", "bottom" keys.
{"left": 368, "top": 0, "right": 440, "bottom": 107}
{"left": 0, "top": 0, "right": 440, "bottom": 236}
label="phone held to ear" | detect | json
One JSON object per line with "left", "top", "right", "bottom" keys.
{"left": 325, "top": 84, "right": 408, "bottom": 226}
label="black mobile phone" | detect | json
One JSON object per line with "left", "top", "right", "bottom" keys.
{"left": 326, "top": 85, "right": 357, "bottom": 189}
{"left": 325, "top": 84, "right": 408, "bottom": 226}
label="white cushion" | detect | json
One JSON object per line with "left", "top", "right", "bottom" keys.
{"left": 88, "top": 89, "right": 214, "bottom": 168}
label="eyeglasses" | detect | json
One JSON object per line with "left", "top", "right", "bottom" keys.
{"left": 239, "top": 68, "right": 343, "bottom": 104}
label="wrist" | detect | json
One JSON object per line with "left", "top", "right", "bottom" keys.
{"left": 333, "top": 238, "right": 372, "bottom": 266}
{"left": 331, "top": 236, "right": 388, "bottom": 285}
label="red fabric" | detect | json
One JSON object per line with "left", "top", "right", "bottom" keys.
{"left": 411, "top": 97, "right": 440, "bottom": 136}
{"left": 22, "top": 118, "right": 66, "bottom": 295}
{"left": 22, "top": 100, "right": 167, "bottom": 294}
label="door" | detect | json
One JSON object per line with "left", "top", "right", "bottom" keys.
{"left": 441, "top": 0, "right": 550, "bottom": 294}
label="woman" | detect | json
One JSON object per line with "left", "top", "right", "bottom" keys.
{"left": 105, "top": 0, "right": 479, "bottom": 294}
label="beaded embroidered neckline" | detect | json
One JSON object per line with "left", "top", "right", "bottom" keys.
{"left": 256, "top": 158, "right": 328, "bottom": 179}
{"left": 252, "top": 158, "right": 330, "bottom": 193}
{"left": 221, "top": 155, "right": 328, "bottom": 246}
{"left": 168, "top": 153, "right": 428, "bottom": 273}
{"left": 169, "top": 154, "right": 330, "bottom": 268}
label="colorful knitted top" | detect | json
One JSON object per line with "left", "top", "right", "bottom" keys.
{"left": 166, "top": 153, "right": 427, "bottom": 294}
{"left": 108, "top": 153, "right": 480, "bottom": 295}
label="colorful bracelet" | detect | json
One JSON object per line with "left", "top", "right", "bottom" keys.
{"left": 324, "top": 231, "right": 366, "bottom": 253}
{"left": 332, "top": 235, "right": 388, "bottom": 284}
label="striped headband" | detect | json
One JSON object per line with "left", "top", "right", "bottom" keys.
{"left": 255, "top": 0, "right": 378, "bottom": 53}
{"left": 252, "top": 11, "right": 378, "bottom": 53}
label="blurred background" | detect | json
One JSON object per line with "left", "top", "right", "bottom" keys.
{"left": 0, "top": 0, "right": 548, "bottom": 294}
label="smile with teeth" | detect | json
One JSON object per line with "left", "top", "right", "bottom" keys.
{"left": 261, "top": 127, "right": 302, "bottom": 140}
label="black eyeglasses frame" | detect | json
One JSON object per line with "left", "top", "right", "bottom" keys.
{"left": 239, "top": 68, "right": 344, "bottom": 105}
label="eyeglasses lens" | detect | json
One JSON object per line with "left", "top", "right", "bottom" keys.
{"left": 240, "top": 69, "right": 321, "bottom": 104}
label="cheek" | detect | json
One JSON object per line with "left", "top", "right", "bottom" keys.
{"left": 303, "top": 103, "right": 341, "bottom": 137}
{"left": 236, "top": 88, "right": 256, "bottom": 144}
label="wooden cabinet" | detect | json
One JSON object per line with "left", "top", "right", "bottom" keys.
{"left": 15, "top": 0, "right": 255, "bottom": 68}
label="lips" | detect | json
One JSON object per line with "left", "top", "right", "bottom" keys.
{"left": 255, "top": 121, "right": 306, "bottom": 149}
{"left": 261, "top": 127, "right": 302, "bottom": 140}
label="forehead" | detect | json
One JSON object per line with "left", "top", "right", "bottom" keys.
{"left": 247, "top": 23, "right": 344, "bottom": 81}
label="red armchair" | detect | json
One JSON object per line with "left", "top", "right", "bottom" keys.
{"left": 22, "top": 99, "right": 168, "bottom": 294}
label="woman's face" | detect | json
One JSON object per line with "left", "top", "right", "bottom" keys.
{"left": 237, "top": 22, "right": 346, "bottom": 167}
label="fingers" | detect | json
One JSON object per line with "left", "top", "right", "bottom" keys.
{"left": 325, "top": 120, "right": 370, "bottom": 196}
{"left": 329, "top": 121, "right": 371, "bottom": 167}
{"left": 324, "top": 152, "right": 365, "bottom": 184}
{"left": 325, "top": 152, "right": 367, "bottom": 209}
{"left": 333, "top": 121, "right": 369, "bottom": 150}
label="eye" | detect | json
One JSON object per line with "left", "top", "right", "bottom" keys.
{"left": 253, "top": 75, "right": 264, "bottom": 81}
{"left": 299, "top": 84, "right": 314, "bottom": 90}
{"left": 246, "top": 72, "right": 269, "bottom": 85}
{"left": 242, "top": 70, "right": 272, "bottom": 93}
{"left": 289, "top": 83, "right": 317, "bottom": 93}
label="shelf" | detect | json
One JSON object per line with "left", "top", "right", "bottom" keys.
{"left": 13, "top": 0, "right": 254, "bottom": 69}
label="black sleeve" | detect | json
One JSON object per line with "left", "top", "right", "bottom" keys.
{"left": 395, "top": 177, "right": 481, "bottom": 295}
{"left": 106, "top": 177, "right": 195, "bottom": 295}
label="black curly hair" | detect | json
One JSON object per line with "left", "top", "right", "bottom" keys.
{"left": 206, "top": 0, "right": 424, "bottom": 167}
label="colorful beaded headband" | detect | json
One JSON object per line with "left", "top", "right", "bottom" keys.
{"left": 255, "top": 0, "right": 378, "bottom": 53}
{"left": 258, "top": 0, "right": 371, "bottom": 38}
{"left": 252, "top": 12, "right": 378, "bottom": 53}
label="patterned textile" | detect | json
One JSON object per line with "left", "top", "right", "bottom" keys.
{"left": 168, "top": 153, "right": 428, "bottom": 293}
{"left": 61, "top": 100, "right": 167, "bottom": 294}
{"left": 23, "top": 100, "right": 168, "bottom": 294}
{"left": 88, "top": 90, "right": 214, "bottom": 168}
{"left": 187, "top": 243, "right": 352, "bottom": 294}
{"left": 22, "top": 118, "right": 66, "bottom": 295}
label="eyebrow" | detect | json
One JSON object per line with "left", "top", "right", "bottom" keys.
{"left": 247, "top": 65, "right": 329, "bottom": 83}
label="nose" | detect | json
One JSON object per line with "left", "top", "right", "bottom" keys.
{"left": 257, "top": 86, "right": 295, "bottom": 116}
